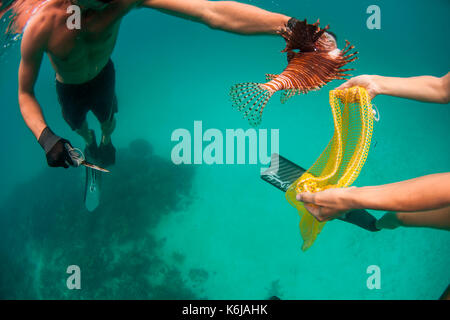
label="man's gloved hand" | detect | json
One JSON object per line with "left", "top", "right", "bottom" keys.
{"left": 282, "top": 17, "right": 329, "bottom": 53}
{"left": 38, "top": 127, "right": 74, "bottom": 168}
{"left": 286, "top": 17, "right": 299, "bottom": 32}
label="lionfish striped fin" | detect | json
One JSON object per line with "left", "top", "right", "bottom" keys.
{"left": 341, "top": 40, "right": 358, "bottom": 63}
{"left": 265, "top": 74, "right": 278, "bottom": 81}
{"left": 275, "top": 40, "right": 359, "bottom": 93}
{"left": 281, "top": 89, "right": 300, "bottom": 104}
{"left": 230, "top": 83, "right": 274, "bottom": 127}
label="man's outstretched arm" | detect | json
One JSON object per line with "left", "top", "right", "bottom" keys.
{"left": 141, "top": 0, "right": 290, "bottom": 35}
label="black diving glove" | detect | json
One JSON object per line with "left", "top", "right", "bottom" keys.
{"left": 38, "top": 127, "right": 74, "bottom": 168}
{"left": 286, "top": 17, "right": 299, "bottom": 31}
{"left": 286, "top": 17, "right": 337, "bottom": 40}
{"left": 283, "top": 17, "right": 331, "bottom": 53}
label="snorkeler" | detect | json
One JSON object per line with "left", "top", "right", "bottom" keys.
{"left": 295, "top": 73, "right": 450, "bottom": 231}
{"left": 6, "top": 0, "right": 326, "bottom": 168}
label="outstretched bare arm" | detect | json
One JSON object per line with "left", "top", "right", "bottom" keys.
{"left": 297, "top": 173, "right": 450, "bottom": 222}
{"left": 337, "top": 73, "right": 450, "bottom": 103}
{"left": 141, "top": 0, "right": 290, "bottom": 35}
{"left": 349, "top": 173, "right": 450, "bottom": 212}
{"left": 376, "top": 207, "right": 450, "bottom": 231}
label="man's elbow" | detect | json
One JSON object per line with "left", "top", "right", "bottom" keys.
{"left": 441, "top": 90, "right": 450, "bottom": 104}
{"left": 437, "top": 92, "right": 450, "bottom": 105}
{"left": 438, "top": 76, "right": 450, "bottom": 104}
{"left": 442, "top": 94, "right": 450, "bottom": 104}
{"left": 202, "top": 9, "right": 224, "bottom": 30}
{"left": 18, "top": 88, "right": 29, "bottom": 100}
{"left": 202, "top": 2, "right": 241, "bottom": 31}
{"left": 18, "top": 88, "right": 35, "bottom": 105}
{"left": 204, "top": 15, "right": 249, "bottom": 34}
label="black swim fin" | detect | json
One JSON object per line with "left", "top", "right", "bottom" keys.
{"left": 261, "top": 153, "right": 380, "bottom": 232}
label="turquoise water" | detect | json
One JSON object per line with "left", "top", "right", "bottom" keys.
{"left": 0, "top": 0, "right": 449, "bottom": 299}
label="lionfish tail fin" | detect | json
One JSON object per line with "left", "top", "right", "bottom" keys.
{"left": 230, "top": 82, "right": 274, "bottom": 127}
{"left": 281, "top": 89, "right": 300, "bottom": 104}
{"left": 265, "top": 74, "right": 278, "bottom": 81}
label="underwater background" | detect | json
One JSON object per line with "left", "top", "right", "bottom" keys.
{"left": 0, "top": 0, "right": 449, "bottom": 299}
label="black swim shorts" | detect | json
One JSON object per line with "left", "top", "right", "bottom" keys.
{"left": 56, "top": 59, "right": 118, "bottom": 131}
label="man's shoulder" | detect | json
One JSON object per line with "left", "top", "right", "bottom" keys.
{"left": 22, "top": 5, "right": 63, "bottom": 51}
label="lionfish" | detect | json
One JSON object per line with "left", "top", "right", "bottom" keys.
{"left": 230, "top": 19, "right": 358, "bottom": 126}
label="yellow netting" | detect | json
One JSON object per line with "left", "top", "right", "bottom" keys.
{"left": 286, "top": 86, "right": 375, "bottom": 251}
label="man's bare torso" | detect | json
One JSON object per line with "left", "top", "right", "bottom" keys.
{"left": 32, "top": 0, "right": 133, "bottom": 84}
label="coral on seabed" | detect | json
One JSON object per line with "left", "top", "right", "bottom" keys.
{"left": 0, "top": 139, "right": 208, "bottom": 299}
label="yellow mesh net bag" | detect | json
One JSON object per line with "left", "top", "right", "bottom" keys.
{"left": 286, "top": 86, "right": 375, "bottom": 251}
